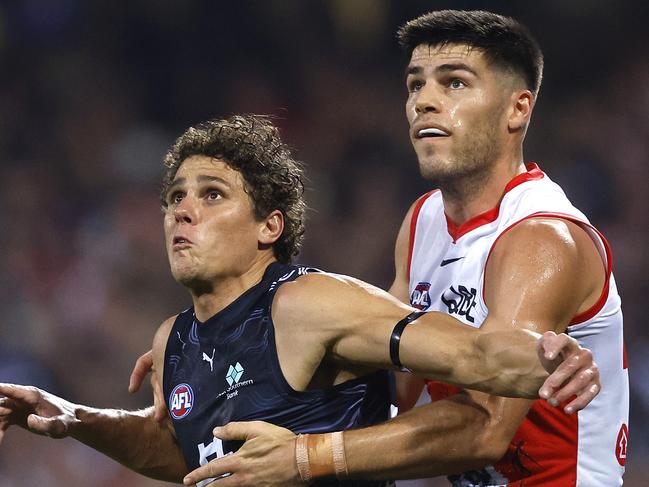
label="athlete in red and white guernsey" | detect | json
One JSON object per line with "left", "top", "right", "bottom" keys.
{"left": 407, "top": 163, "right": 628, "bottom": 485}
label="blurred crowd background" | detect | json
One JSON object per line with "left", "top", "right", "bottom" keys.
{"left": 0, "top": 1, "right": 647, "bottom": 485}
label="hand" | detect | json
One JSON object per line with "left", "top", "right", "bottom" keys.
{"left": 0, "top": 383, "right": 80, "bottom": 444}
{"left": 537, "top": 331, "right": 600, "bottom": 414}
{"left": 183, "top": 421, "right": 302, "bottom": 487}
{"left": 128, "top": 350, "right": 167, "bottom": 422}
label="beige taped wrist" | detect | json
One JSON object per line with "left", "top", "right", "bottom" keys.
{"left": 295, "top": 432, "right": 349, "bottom": 481}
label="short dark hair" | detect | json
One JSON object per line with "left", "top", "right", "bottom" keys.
{"left": 397, "top": 10, "right": 544, "bottom": 96}
{"left": 162, "top": 115, "right": 306, "bottom": 264}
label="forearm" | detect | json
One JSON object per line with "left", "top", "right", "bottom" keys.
{"left": 342, "top": 396, "right": 497, "bottom": 480}
{"left": 470, "top": 327, "right": 547, "bottom": 398}
{"left": 70, "top": 405, "right": 187, "bottom": 482}
{"left": 400, "top": 315, "right": 546, "bottom": 398}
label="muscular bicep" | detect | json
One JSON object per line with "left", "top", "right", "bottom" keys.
{"left": 483, "top": 218, "right": 605, "bottom": 334}
{"left": 272, "top": 273, "right": 541, "bottom": 396}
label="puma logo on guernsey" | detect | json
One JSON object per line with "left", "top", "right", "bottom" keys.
{"left": 202, "top": 348, "right": 215, "bottom": 372}
{"left": 441, "top": 285, "right": 477, "bottom": 323}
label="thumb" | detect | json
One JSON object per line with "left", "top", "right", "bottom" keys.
{"left": 538, "top": 331, "right": 560, "bottom": 359}
{"left": 26, "top": 414, "right": 69, "bottom": 438}
{"left": 214, "top": 421, "right": 291, "bottom": 441}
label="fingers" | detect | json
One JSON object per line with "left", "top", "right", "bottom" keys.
{"left": 539, "top": 345, "right": 600, "bottom": 413}
{"left": 152, "top": 371, "right": 168, "bottom": 423}
{"left": 540, "top": 347, "right": 593, "bottom": 398}
{"left": 213, "top": 421, "right": 291, "bottom": 442}
{"left": 183, "top": 456, "right": 237, "bottom": 485}
{"left": 0, "top": 383, "right": 40, "bottom": 403}
{"left": 564, "top": 382, "right": 600, "bottom": 414}
{"left": 128, "top": 350, "right": 154, "bottom": 394}
{"left": 0, "top": 397, "right": 19, "bottom": 416}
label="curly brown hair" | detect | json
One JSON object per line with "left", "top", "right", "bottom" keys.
{"left": 161, "top": 115, "right": 306, "bottom": 263}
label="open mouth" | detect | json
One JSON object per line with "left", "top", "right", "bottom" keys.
{"left": 173, "top": 236, "right": 193, "bottom": 248}
{"left": 417, "top": 127, "right": 450, "bottom": 139}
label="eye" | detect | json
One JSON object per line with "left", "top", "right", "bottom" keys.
{"left": 449, "top": 78, "right": 466, "bottom": 90}
{"left": 408, "top": 79, "right": 424, "bottom": 93}
{"left": 206, "top": 190, "right": 221, "bottom": 201}
{"left": 168, "top": 191, "right": 184, "bottom": 205}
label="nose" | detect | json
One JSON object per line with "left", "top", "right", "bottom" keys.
{"left": 415, "top": 83, "right": 441, "bottom": 115}
{"left": 174, "top": 196, "right": 196, "bottom": 224}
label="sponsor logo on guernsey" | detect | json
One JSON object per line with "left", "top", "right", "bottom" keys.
{"left": 440, "top": 256, "right": 464, "bottom": 267}
{"left": 169, "top": 383, "right": 194, "bottom": 420}
{"left": 441, "top": 285, "right": 477, "bottom": 323}
{"left": 616, "top": 423, "right": 628, "bottom": 466}
{"left": 217, "top": 362, "right": 254, "bottom": 401}
{"left": 410, "top": 282, "right": 432, "bottom": 310}
{"left": 202, "top": 348, "right": 215, "bottom": 372}
{"left": 225, "top": 362, "right": 244, "bottom": 386}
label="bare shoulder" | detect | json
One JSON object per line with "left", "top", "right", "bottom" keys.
{"left": 272, "top": 272, "right": 408, "bottom": 334}
{"left": 152, "top": 315, "right": 178, "bottom": 365}
{"left": 486, "top": 217, "right": 604, "bottom": 328}
{"left": 493, "top": 217, "right": 596, "bottom": 255}
{"left": 395, "top": 199, "right": 419, "bottom": 254}
{"left": 391, "top": 196, "right": 430, "bottom": 301}
{"left": 153, "top": 315, "right": 178, "bottom": 349}
{"left": 489, "top": 216, "right": 602, "bottom": 279}
{"left": 274, "top": 272, "right": 402, "bottom": 311}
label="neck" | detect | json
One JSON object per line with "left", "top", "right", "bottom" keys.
{"left": 190, "top": 253, "right": 277, "bottom": 322}
{"left": 442, "top": 152, "right": 526, "bottom": 225}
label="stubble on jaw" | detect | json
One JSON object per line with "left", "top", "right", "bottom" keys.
{"left": 418, "top": 107, "right": 504, "bottom": 203}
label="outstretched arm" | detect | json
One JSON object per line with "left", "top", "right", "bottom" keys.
{"left": 0, "top": 317, "right": 188, "bottom": 482}
{"left": 269, "top": 270, "right": 592, "bottom": 400}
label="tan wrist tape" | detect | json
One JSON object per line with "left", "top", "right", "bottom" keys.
{"left": 295, "top": 434, "right": 312, "bottom": 481}
{"left": 331, "top": 431, "right": 349, "bottom": 478}
{"left": 306, "top": 433, "right": 335, "bottom": 478}
{"left": 294, "top": 432, "right": 349, "bottom": 481}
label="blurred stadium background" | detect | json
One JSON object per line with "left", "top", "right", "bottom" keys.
{"left": 0, "top": 1, "right": 647, "bottom": 485}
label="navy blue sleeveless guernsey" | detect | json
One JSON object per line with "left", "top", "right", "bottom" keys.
{"left": 163, "top": 262, "right": 394, "bottom": 487}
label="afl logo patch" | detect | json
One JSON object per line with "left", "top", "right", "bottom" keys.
{"left": 169, "top": 383, "right": 194, "bottom": 420}
{"left": 410, "top": 282, "right": 431, "bottom": 310}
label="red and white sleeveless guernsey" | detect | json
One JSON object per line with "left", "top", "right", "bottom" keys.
{"left": 407, "top": 164, "right": 628, "bottom": 486}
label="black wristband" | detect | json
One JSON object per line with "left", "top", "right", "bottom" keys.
{"left": 389, "top": 311, "right": 425, "bottom": 371}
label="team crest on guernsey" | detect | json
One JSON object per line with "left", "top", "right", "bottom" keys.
{"left": 410, "top": 282, "right": 431, "bottom": 310}
{"left": 169, "top": 383, "right": 194, "bottom": 419}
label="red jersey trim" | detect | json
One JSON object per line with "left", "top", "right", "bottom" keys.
{"left": 482, "top": 212, "right": 613, "bottom": 326}
{"left": 445, "top": 163, "right": 545, "bottom": 242}
{"left": 407, "top": 190, "right": 438, "bottom": 280}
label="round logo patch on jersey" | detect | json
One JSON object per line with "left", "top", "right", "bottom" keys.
{"left": 410, "top": 282, "right": 431, "bottom": 310}
{"left": 169, "top": 383, "right": 194, "bottom": 420}
{"left": 615, "top": 423, "right": 628, "bottom": 466}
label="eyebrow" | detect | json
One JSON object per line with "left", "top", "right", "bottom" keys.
{"left": 166, "top": 174, "right": 232, "bottom": 196}
{"left": 405, "top": 62, "right": 479, "bottom": 79}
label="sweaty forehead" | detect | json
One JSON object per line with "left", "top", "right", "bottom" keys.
{"left": 175, "top": 156, "right": 238, "bottom": 180}
{"left": 409, "top": 43, "right": 485, "bottom": 66}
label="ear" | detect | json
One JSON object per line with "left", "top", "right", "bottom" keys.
{"left": 258, "top": 210, "right": 284, "bottom": 246}
{"left": 508, "top": 90, "right": 534, "bottom": 132}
